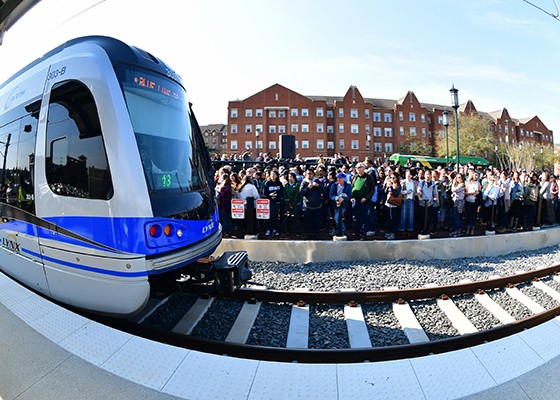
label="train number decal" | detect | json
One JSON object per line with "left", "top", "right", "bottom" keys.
{"left": 47, "top": 67, "right": 67, "bottom": 81}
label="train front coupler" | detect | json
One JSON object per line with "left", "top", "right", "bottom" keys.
{"left": 188, "top": 251, "right": 252, "bottom": 294}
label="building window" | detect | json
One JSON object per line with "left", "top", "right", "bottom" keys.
{"left": 256, "top": 124, "right": 263, "bottom": 134}
{"left": 230, "top": 108, "right": 238, "bottom": 118}
{"left": 268, "top": 110, "right": 276, "bottom": 118}
{"left": 230, "top": 140, "right": 238, "bottom": 150}
{"left": 230, "top": 124, "right": 237, "bottom": 134}
{"left": 327, "top": 141, "right": 334, "bottom": 149}
{"left": 384, "top": 128, "right": 393, "bottom": 137}
{"left": 302, "top": 108, "right": 309, "bottom": 117}
{"left": 316, "top": 139, "right": 324, "bottom": 149}
{"left": 521, "top": 128, "right": 524, "bottom": 136}
{"left": 245, "top": 141, "right": 252, "bottom": 149}
{"left": 269, "top": 141, "right": 277, "bottom": 150}
{"left": 302, "top": 124, "right": 309, "bottom": 133}
{"left": 374, "top": 127, "right": 382, "bottom": 137}
{"left": 256, "top": 109, "right": 263, "bottom": 117}
{"left": 374, "top": 142, "right": 382, "bottom": 152}
{"left": 338, "top": 108, "right": 344, "bottom": 118}
{"left": 385, "top": 143, "right": 393, "bottom": 153}
{"left": 438, "top": 115, "right": 443, "bottom": 124}
{"left": 399, "top": 111, "right": 404, "bottom": 121}
{"left": 245, "top": 124, "right": 252, "bottom": 133}
{"left": 351, "top": 140, "right": 359, "bottom": 150}
{"left": 351, "top": 124, "right": 359, "bottom": 134}
{"left": 291, "top": 108, "right": 298, "bottom": 117}
{"left": 291, "top": 124, "right": 298, "bottom": 133}
{"left": 384, "top": 113, "right": 392, "bottom": 123}
{"left": 256, "top": 140, "right": 263, "bottom": 149}
{"left": 350, "top": 108, "right": 359, "bottom": 118}
{"left": 410, "top": 127, "right": 417, "bottom": 136}
{"left": 302, "top": 140, "right": 309, "bottom": 149}
{"left": 278, "top": 110, "right": 286, "bottom": 118}
{"left": 422, "top": 128, "right": 426, "bottom": 137}
{"left": 365, "top": 124, "right": 370, "bottom": 134}
{"left": 339, "top": 139, "right": 345, "bottom": 150}
{"left": 316, "top": 107, "right": 324, "bottom": 117}
{"left": 399, "top": 126, "right": 405, "bottom": 136}
{"left": 245, "top": 109, "right": 253, "bottom": 117}
{"left": 421, "top": 114, "right": 426, "bottom": 123}
{"left": 279, "top": 125, "right": 286, "bottom": 133}
{"left": 269, "top": 125, "right": 276, "bottom": 133}
{"left": 373, "top": 112, "right": 381, "bottom": 122}
{"left": 339, "top": 123, "right": 345, "bottom": 133}
{"left": 428, "top": 130, "right": 432, "bottom": 138}
{"left": 327, "top": 125, "right": 334, "bottom": 134}
{"left": 317, "top": 123, "right": 324, "bottom": 133}
{"left": 295, "top": 140, "right": 299, "bottom": 149}
{"left": 327, "top": 110, "right": 334, "bottom": 118}
{"left": 409, "top": 112, "right": 416, "bottom": 122}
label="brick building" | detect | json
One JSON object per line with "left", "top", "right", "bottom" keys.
{"left": 225, "top": 83, "right": 553, "bottom": 160}
{"left": 200, "top": 123, "right": 227, "bottom": 153}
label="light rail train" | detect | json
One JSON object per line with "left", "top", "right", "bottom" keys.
{"left": 0, "top": 36, "right": 249, "bottom": 316}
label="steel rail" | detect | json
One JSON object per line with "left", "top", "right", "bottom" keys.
{"left": 221, "top": 263, "right": 560, "bottom": 305}
{"left": 95, "top": 263, "right": 560, "bottom": 364}
{"left": 106, "top": 302, "right": 560, "bottom": 364}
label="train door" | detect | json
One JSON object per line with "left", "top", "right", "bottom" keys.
{"left": 0, "top": 114, "right": 50, "bottom": 295}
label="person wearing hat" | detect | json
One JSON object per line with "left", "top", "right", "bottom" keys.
{"left": 329, "top": 172, "right": 352, "bottom": 236}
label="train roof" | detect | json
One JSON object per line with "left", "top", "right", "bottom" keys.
{"left": 0, "top": 35, "right": 184, "bottom": 91}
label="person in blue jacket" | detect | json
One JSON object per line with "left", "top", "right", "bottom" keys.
{"left": 329, "top": 172, "right": 353, "bottom": 236}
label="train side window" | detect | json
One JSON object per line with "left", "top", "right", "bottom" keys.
{"left": 45, "top": 80, "right": 113, "bottom": 200}
{"left": 0, "top": 112, "right": 37, "bottom": 213}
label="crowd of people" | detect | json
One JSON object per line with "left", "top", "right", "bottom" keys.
{"left": 213, "top": 154, "right": 559, "bottom": 241}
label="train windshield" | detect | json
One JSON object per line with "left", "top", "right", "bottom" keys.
{"left": 117, "top": 65, "right": 213, "bottom": 218}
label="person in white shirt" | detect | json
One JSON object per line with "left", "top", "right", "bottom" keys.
{"left": 398, "top": 170, "right": 416, "bottom": 238}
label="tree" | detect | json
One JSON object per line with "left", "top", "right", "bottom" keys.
{"left": 399, "top": 136, "right": 431, "bottom": 155}
{"left": 435, "top": 114, "right": 494, "bottom": 161}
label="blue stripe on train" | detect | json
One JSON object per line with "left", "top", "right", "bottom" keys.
{"left": 22, "top": 248, "right": 149, "bottom": 278}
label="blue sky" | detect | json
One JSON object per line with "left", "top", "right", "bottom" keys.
{"left": 2, "top": 0, "right": 559, "bottom": 141}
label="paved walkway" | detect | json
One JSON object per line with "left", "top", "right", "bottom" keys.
{"left": 2, "top": 231, "right": 560, "bottom": 399}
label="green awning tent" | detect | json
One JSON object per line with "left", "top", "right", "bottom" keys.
{"left": 449, "top": 155, "right": 490, "bottom": 166}
{"left": 389, "top": 154, "right": 446, "bottom": 169}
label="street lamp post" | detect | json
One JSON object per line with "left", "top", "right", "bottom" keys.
{"left": 442, "top": 109, "right": 450, "bottom": 167}
{"left": 367, "top": 133, "right": 371, "bottom": 161}
{"left": 450, "top": 85, "right": 460, "bottom": 171}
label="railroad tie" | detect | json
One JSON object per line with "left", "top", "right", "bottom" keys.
{"left": 385, "top": 286, "right": 429, "bottom": 344}
{"left": 286, "top": 303, "right": 310, "bottom": 348}
{"left": 475, "top": 293, "right": 516, "bottom": 324}
{"left": 506, "top": 286, "right": 546, "bottom": 314}
{"left": 171, "top": 297, "right": 214, "bottom": 335}
{"left": 341, "top": 288, "right": 372, "bottom": 349}
{"left": 533, "top": 280, "right": 560, "bottom": 303}
{"left": 225, "top": 301, "right": 262, "bottom": 344}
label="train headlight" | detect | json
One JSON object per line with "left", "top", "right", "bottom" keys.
{"left": 177, "top": 228, "right": 183, "bottom": 238}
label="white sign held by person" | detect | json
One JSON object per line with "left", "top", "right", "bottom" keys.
{"left": 256, "top": 199, "right": 270, "bottom": 220}
{"left": 231, "top": 199, "right": 245, "bottom": 219}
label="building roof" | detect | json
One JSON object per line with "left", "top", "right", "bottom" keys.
{"left": 200, "top": 123, "right": 226, "bottom": 132}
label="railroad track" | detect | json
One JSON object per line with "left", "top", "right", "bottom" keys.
{"left": 101, "top": 264, "right": 560, "bottom": 364}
